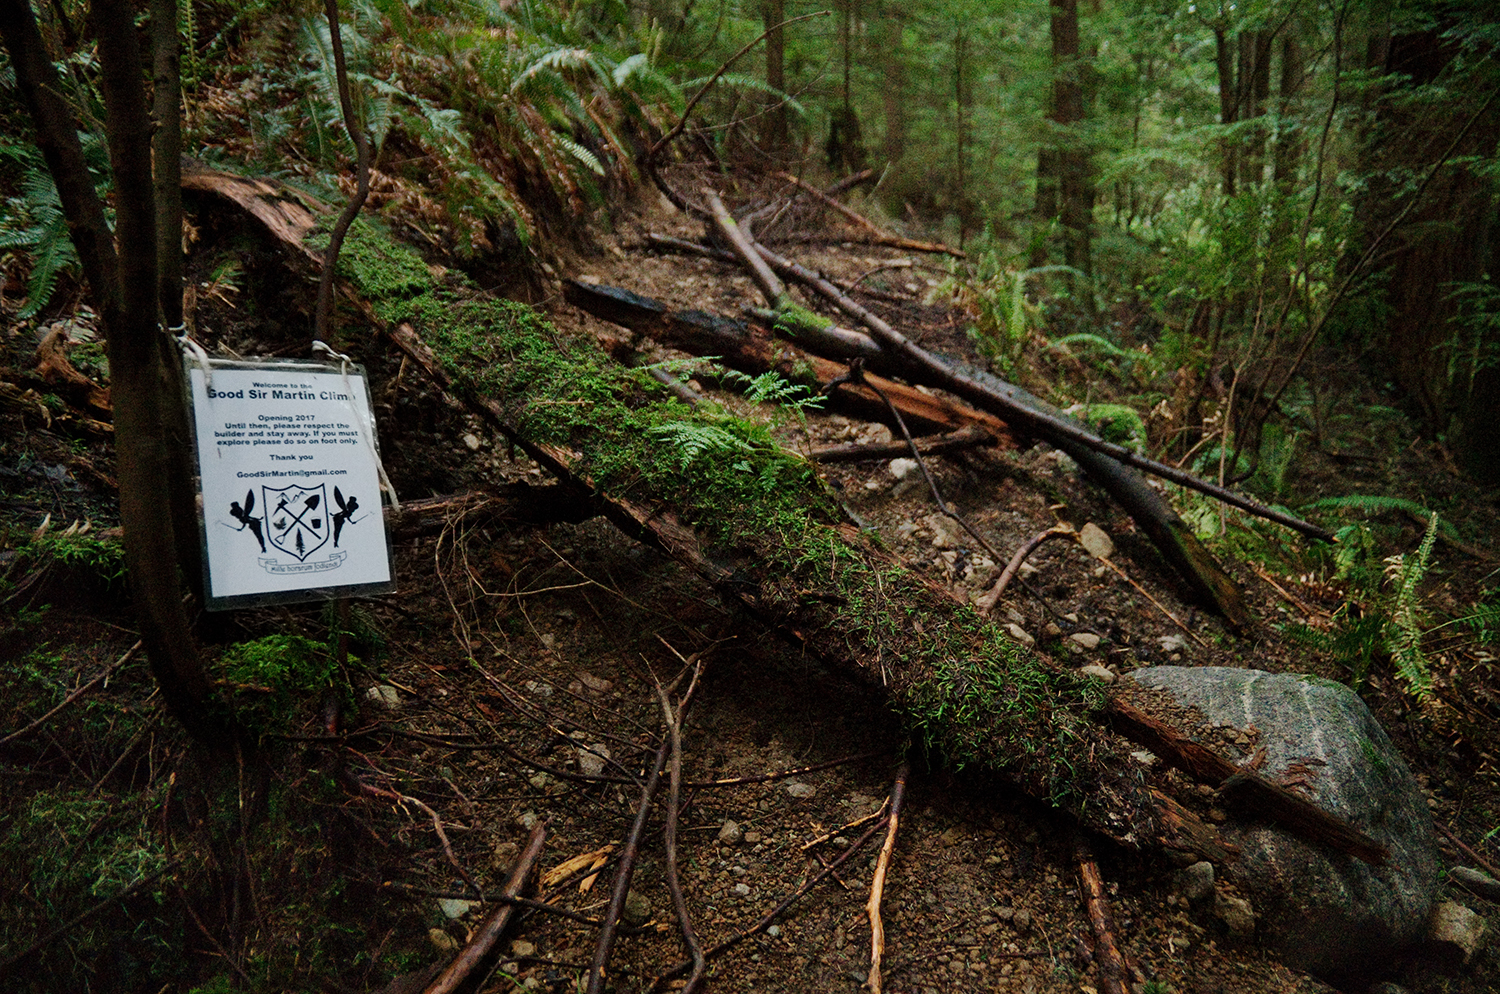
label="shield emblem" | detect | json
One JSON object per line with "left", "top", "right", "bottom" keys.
{"left": 263, "top": 484, "right": 329, "bottom": 561}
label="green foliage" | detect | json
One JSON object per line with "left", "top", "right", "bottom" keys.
{"left": 220, "top": 633, "right": 334, "bottom": 695}
{"left": 938, "top": 240, "right": 1065, "bottom": 379}
{"left": 15, "top": 528, "right": 127, "bottom": 590}
{"left": 0, "top": 135, "right": 110, "bottom": 318}
{"left": 1382, "top": 512, "right": 1440, "bottom": 699}
{"left": 719, "top": 367, "right": 826, "bottom": 412}
{"left": 1444, "top": 275, "right": 1500, "bottom": 399}
{"left": 1068, "top": 402, "right": 1147, "bottom": 453}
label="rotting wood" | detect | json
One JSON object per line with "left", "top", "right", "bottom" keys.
{"left": 185, "top": 167, "right": 1385, "bottom": 873}
{"left": 383, "top": 485, "right": 603, "bottom": 539}
{"left": 775, "top": 171, "right": 965, "bottom": 258}
{"left": 565, "top": 279, "right": 1016, "bottom": 443}
{"left": 422, "top": 822, "right": 547, "bottom": 994}
{"left": 1075, "top": 833, "right": 1130, "bottom": 994}
{"left": 810, "top": 425, "right": 992, "bottom": 463}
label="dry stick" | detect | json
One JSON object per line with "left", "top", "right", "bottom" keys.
{"left": 423, "top": 822, "right": 548, "bottom": 994}
{"left": 707, "top": 190, "right": 788, "bottom": 307}
{"left": 684, "top": 749, "right": 889, "bottom": 788}
{"left": 753, "top": 239, "right": 1334, "bottom": 544}
{"left": 656, "top": 654, "right": 709, "bottom": 994}
{"left": 865, "top": 760, "right": 912, "bottom": 994}
{"left": 1094, "top": 555, "right": 1209, "bottom": 649}
{"left": 0, "top": 863, "right": 177, "bottom": 977}
{"left": 1435, "top": 823, "right": 1500, "bottom": 882}
{"left": 810, "top": 425, "right": 993, "bottom": 464}
{"left": 982, "top": 526, "right": 1074, "bottom": 607}
{"left": 826, "top": 360, "right": 1006, "bottom": 567}
{"left": 652, "top": 814, "right": 891, "bottom": 990}
{"left": 801, "top": 804, "right": 889, "bottom": 851}
{"left": 356, "top": 779, "right": 484, "bottom": 898}
{"left": 775, "top": 171, "right": 965, "bottom": 258}
{"left": 586, "top": 735, "right": 672, "bottom": 994}
{"left": 0, "top": 639, "right": 141, "bottom": 746}
{"left": 1075, "top": 833, "right": 1129, "bottom": 994}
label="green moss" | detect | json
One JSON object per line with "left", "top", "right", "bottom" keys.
{"left": 773, "top": 301, "right": 835, "bottom": 336}
{"left": 342, "top": 226, "right": 1118, "bottom": 812}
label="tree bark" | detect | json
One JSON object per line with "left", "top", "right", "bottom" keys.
{"left": 760, "top": 0, "right": 789, "bottom": 158}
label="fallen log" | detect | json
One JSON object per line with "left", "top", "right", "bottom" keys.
{"left": 564, "top": 279, "right": 1015, "bottom": 444}
{"left": 186, "top": 165, "right": 1384, "bottom": 869}
{"left": 774, "top": 171, "right": 965, "bottom": 258}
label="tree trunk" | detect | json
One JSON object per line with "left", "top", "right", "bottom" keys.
{"left": 879, "top": 4, "right": 905, "bottom": 166}
{"left": 760, "top": 0, "right": 789, "bottom": 158}
{"left": 1, "top": 0, "right": 228, "bottom": 748}
{"left": 1047, "top": 0, "right": 1092, "bottom": 279}
{"left": 1215, "top": 28, "right": 1238, "bottom": 195}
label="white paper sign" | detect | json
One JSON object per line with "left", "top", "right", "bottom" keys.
{"left": 187, "top": 360, "right": 394, "bottom": 609}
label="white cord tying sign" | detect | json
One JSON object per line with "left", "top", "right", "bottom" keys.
{"left": 186, "top": 357, "right": 395, "bottom": 610}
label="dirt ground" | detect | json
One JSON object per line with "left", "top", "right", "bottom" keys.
{"left": 3, "top": 172, "right": 1499, "bottom": 994}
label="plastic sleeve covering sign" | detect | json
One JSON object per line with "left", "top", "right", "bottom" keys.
{"left": 187, "top": 360, "right": 395, "bottom": 609}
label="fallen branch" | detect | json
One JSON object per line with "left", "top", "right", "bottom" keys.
{"left": 656, "top": 650, "right": 708, "bottom": 994}
{"left": 1075, "top": 833, "right": 1129, "bottom": 994}
{"left": 865, "top": 761, "right": 911, "bottom": 994}
{"left": 810, "top": 425, "right": 993, "bottom": 464}
{"left": 585, "top": 735, "right": 671, "bottom": 994}
{"left": 355, "top": 778, "right": 484, "bottom": 897}
{"left": 422, "top": 822, "right": 548, "bottom": 994}
{"left": 775, "top": 171, "right": 964, "bottom": 258}
{"left": 1107, "top": 696, "right": 1388, "bottom": 865}
{"left": 977, "top": 527, "right": 1073, "bottom": 611}
{"left": 0, "top": 640, "right": 142, "bottom": 748}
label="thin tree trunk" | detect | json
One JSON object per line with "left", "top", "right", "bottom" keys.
{"left": 761, "top": 0, "right": 788, "bottom": 157}
{"left": 1048, "top": 0, "right": 1092, "bottom": 279}
{"left": 1215, "top": 28, "right": 1238, "bottom": 195}
{"left": 880, "top": 4, "right": 905, "bottom": 165}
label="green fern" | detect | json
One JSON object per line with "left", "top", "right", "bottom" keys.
{"left": 1301, "top": 494, "right": 1459, "bottom": 538}
{"left": 649, "top": 421, "right": 756, "bottom": 470}
{"left": 0, "top": 137, "right": 110, "bottom": 319}
{"left": 720, "top": 369, "right": 825, "bottom": 412}
{"left": 1382, "top": 512, "right": 1440, "bottom": 699}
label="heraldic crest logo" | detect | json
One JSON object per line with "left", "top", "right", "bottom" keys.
{"left": 228, "top": 484, "right": 364, "bottom": 574}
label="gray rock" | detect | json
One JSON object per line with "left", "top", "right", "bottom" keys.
{"left": 717, "top": 819, "right": 743, "bottom": 843}
{"left": 575, "top": 743, "right": 609, "bottom": 778}
{"left": 1126, "top": 666, "right": 1440, "bottom": 977}
{"left": 623, "top": 889, "right": 652, "bottom": 926}
{"left": 1215, "top": 892, "right": 1256, "bottom": 937}
{"left": 784, "top": 781, "right": 816, "bottom": 799}
{"left": 364, "top": 685, "right": 401, "bottom": 709}
{"left": 1426, "top": 900, "right": 1487, "bottom": 969}
{"left": 1451, "top": 866, "right": 1500, "bottom": 902}
{"left": 1069, "top": 632, "right": 1103, "bottom": 650}
{"left": 1078, "top": 522, "right": 1115, "bottom": 560}
{"left": 1175, "top": 861, "right": 1215, "bottom": 903}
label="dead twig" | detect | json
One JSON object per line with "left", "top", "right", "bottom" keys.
{"left": 775, "top": 171, "right": 964, "bottom": 258}
{"left": 0, "top": 640, "right": 142, "bottom": 747}
{"left": 355, "top": 778, "right": 484, "bottom": 898}
{"left": 825, "top": 358, "right": 1006, "bottom": 566}
{"left": 801, "top": 803, "right": 889, "bottom": 850}
{"left": 652, "top": 814, "right": 891, "bottom": 990}
{"left": 684, "top": 749, "right": 889, "bottom": 788}
{"left": 656, "top": 648, "right": 709, "bottom": 994}
{"left": 422, "top": 822, "right": 548, "bottom": 994}
{"left": 977, "top": 526, "right": 1075, "bottom": 612}
{"left": 585, "top": 732, "right": 671, "bottom": 994}
{"left": 1075, "top": 833, "right": 1129, "bottom": 994}
{"left": 810, "top": 425, "right": 993, "bottom": 464}
{"left": 865, "top": 761, "right": 911, "bottom": 994}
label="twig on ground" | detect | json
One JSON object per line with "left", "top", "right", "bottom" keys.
{"left": 585, "top": 732, "right": 671, "bottom": 994}
{"left": 977, "top": 525, "right": 1075, "bottom": 613}
{"left": 355, "top": 778, "right": 483, "bottom": 898}
{"left": 825, "top": 359, "right": 1005, "bottom": 566}
{"left": 1436, "top": 823, "right": 1500, "bottom": 881}
{"left": 684, "top": 749, "right": 889, "bottom": 787}
{"left": 810, "top": 426, "right": 993, "bottom": 464}
{"left": 0, "top": 640, "right": 142, "bottom": 747}
{"left": 422, "top": 823, "right": 547, "bottom": 994}
{"left": 1075, "top": 833, "right": 1129, "bottom": 994}
{"left": 656, "top": 648, "right": 709, "bottom": 994}
{"left": 1093, "top": 554, "right": 1209, "bottom": 648}
{"left": 775, "top": 171, "right": 964, "bottom": 258}
{"left": 801, "top": 803, "right": 889, "bottom": 850}
{"left": 652, "top": 814, "right": 891, "bottom": 990}
{"left": 865, "top": 761, "right": 911, "bottom": 994}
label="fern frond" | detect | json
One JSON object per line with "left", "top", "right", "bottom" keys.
{"left": 649, "top": 421, "right": 756, "bottom": 470}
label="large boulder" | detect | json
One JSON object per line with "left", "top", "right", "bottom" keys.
{"left": 1126, "top": 666, "right": 1440, "bottom": 979}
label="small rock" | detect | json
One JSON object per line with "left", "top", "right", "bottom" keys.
{"left": 1005, "top": 623, "right": 1036, "bottom": 647}
{"left": 1452, "top": 866, "right": 1500, "bottom": 902}
{"left": 766, "top": 924, "right": 782, "bottom": 938}
{"left": 889, "top": 457, "right": 919, "bottom": 479}
{"left": 1044, "top": 622, "right": 1063, "bottom": 637}
{"left": 522, "top": 680, "right": 554, "bottom": 697}
{"left": 784, "top": 781, "right": 816, "bottom": 799}
{"left": 718, "top": 819, "right": 743, "bottom": 843}
{"left": 364, "top": 685, "right": 401, "bottom": 709}
{"left": 1078, "top": 663, "right": 1115, "bottom": 683}
{"left": 733, "top": 882, "right": 751, "bottom": 897}
{"left": 743, "top": 830, "right": 763, "bottom": 843}
{"left": 1078, "top": 522, "right": 1115, "bottom": 560}
{"left": 462, "top": 432, "right": 482, "bottom": 451}
{"left": 438, "top": 898, "right": 475, "bottom": 919}
{"left": 623, "top": 890, "right": 652, "bottom": 926}
{"left": 857, "top": 423, "right": 893, "bottom": 445}
{"left": 578, "top": 671, "right": 613, "bottom": 693}
{"left": 1426, "top": 900, "right": 1487, "bottom": 968}
{"left": 1215, "top": 892, "right": 1256, "bottom": 937}
{"left": 428, "top": 928, "right": 458, "bottom": 951}
{"left": 1157, "top": 635, "right": 1186, "bottom": 654}
{"left": 1175, "top": 861, "right": 1215, "bottom": 903}
{"left": 510, "top": 939, "right": 536, "bottom": 957}
{"left": 517, "top": 810, "right": 539, "bottom": 829}
{"left": 1130, "top": 749, "right": 1158, "bottom": 765}
{"left": 1012, "top": 909, "right": 1032, "bottom": 931}
{"left": 576, "top": 743, "right": 609, "bottom": 777}
{"left": 538, "top": 633, "right": 556, "bottom": 650}
{"left": 1069, "top": 632, "right": 1102, "bottom": 650}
